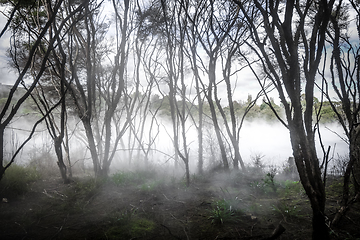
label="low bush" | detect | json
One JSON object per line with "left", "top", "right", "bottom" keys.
{"left": 0, "top": 163, "right": 41, "bottom": 195}
{"left": 106, "top": 208, "right": 155, "bottom": 239}
{"left": 208, "top": 199, "right": 237, "bottom": 225}
{"left": 272, "top": 200, "right": 302, "bottom": 219}
{"left": 249, "top": 171, "right": 280, "bottom": 197}
{"left": 111, "top": 171, "right": 146, "bottom": 186}
{"left": 208, "top": 187, "right": 243, "bottom": 225}
{"left": 111, "top": 169, "right": 158, "bottom": 187}
{"left": 278, "top": 180, "right": 305, "bottom": 198}
{"left": 61, "top": 177, "right": 104, "bottom": 213}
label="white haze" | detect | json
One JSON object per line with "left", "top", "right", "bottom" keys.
{"left": 5, "top": 111, "right": 349, "bottom": 177}
{"left": 239, "top": 121, "right": 348, "bottom": 165}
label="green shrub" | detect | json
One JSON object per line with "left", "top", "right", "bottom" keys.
{"left": 61, "top": 177, "right": 104, "bottom": 213}
{"left": 272, "top": 201, "right": 301, "bottom": 219}
{"left": 111, "top": 169, "right": 158, "bottom": 187}
{"left": 208, "top": 189, "right": 243, "bottom": 225}
{"left": 278, "top": 180, "right": 305, "bottom": 198}
{"left": 326, "top": 179, "right": 354, "bottom": 197}
{"left": 208, "top": 199, "right": 237, "bottom": 225}
{"left": 73, "top": 178, "right": 104, "bottom": 199}
{"left": 250, "top": 172, "right": 279, "bottom": 197}
{"left": 106, "top": 208, "right": 155, "bottom": 239}
{"left": 0, "top": 163, "right": 41, "bottom": 195}
{"left": 262, "top": 171, "right": 278, "bottom": 193}
{"left": 140, "top": 180, "right": 162, "bottom": 191}
{"left": 249, "top": 153, "right": 265, "bottom": 175}
{"left": 111, "top": 171, "right": 145, "bottom": 186}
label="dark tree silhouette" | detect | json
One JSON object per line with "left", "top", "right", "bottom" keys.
{"left": 234, "top": 0, "right": 336, "bottom": 238}
{"left": 0, "top": 0, "right": 88, "bottom": 181}
{"left": 320, "top": 0, "right": 360, "bottom": 225}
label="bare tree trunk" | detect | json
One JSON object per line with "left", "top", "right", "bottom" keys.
{"left": 0, "top": 0, "right": 86, "bottom": 181}
{"left": 82, "top": 117, "right": 101, "bottom": 175}
{"left": 64, "top": 126, "right": 72, "bottom": 177}
{"left": 197, "top": 100, "right": 204, "bottom": 174}
{"left": 185, "top": 0, "right": 243, "bottom": 171}
{"left": 289, "top": 123, "right": 328, "bottom": 239}
{"left": 323, "top": 1, "right": 360, "bottom": 225}
{"left": 156, "top": 0, "right": 192, "bottom": 186}
{"left": 65, "top": 0, "right": 132, "bottom": 177}
{"left": 185, "top": 25, "right": 204, "bottom": 174}
{"left": 206, "top": 72, "right": 229, "bottom": 170}
{"left": 0, "top": 127, "right": 5, "bottom": 181}
{"left": 234, "top": 1, "right": 335, "bottom": 238}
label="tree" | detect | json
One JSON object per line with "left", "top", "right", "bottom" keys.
{"left": 157, "top": 0, "right": 192, "bottom": 186}
{"left": 184, "top": 10, "right": 205, "bottom": 174}
{"left": 66, "top": 0, "right": 136, "bottom": 177}
{"left": 24, "top": 0, "right": 84, "bottom": 183}
{"left": 185, "top": 0, "right": 239, "bottom": 171}
{"left": 0, "top": 0, "right": 88, "bottom": 181}
{"left": 234, "top": 0, "right": 336, "bottom": 238}
{"left": 128, "top": 21, "right": 164, "bottom": 165}
{"left": 321, "top": 0, "right": 360, "bottom": 225}
{"left": 186, "top": 0, "right": 254, "bottom": 171}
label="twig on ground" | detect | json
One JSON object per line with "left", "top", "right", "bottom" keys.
{"left": 163, "top": 193, "right": 170, "bottom": 200}
{"left": 160, "top": 224, "right": 182, "bottom": 240}
{"left": 43, "top": 189, "right": 54, "bottom": 198}
{"left": 262, "top": 223, "right": 286, "bottom": 240}
{"left": 15, "top": 222, "right": 27, "bottom": 234}
{"left": 50, "top": 215, "right": 68, "bottom": 240}
{"left": 183, "top": 226, "right": 190, "bottom": 240}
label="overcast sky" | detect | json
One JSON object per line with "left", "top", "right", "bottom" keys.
{"left": 0, "top": 6, "right": 16, "bottom": 86}
{"left": 0, "top": 3, "right": 265, "bottom": 105}
{"left": 0, "top": 3, "right": 357, "bottom": 106}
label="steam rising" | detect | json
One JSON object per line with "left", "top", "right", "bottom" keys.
{"left": 5, "top": 112, "right": 348, "bottom": 176}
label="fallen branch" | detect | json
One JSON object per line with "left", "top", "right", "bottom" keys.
{"left": 262, "top": 223, "right": 286, "bottom": 240}
{"left": 160, "top": 224, "right": 182, "bottom": 240}
{"left": 331, "top": 192, "right": 359, "bottom": 226}
{"left": 43, "top": 189, "right": 55, "bottom": 198}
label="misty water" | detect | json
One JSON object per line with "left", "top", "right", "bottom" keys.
{"left": 240, "top": 121, "right": 348, "bottom": 164}
{"left": 6, "top": 116, "right": 348, "bottom": 175}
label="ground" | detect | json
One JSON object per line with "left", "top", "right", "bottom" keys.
{"left": 0, "top": 169, "right": 359, "bottom": 240}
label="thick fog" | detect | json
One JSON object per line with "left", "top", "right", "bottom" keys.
{"left": 240, "top": 121, "right": 348, "bottom": 164}
{"left": 5, "top": 111, "right": 349, "bottom": 176}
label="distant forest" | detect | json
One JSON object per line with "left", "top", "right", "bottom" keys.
{"left": 0, "top": 84, "right": 342, "bottom": 125}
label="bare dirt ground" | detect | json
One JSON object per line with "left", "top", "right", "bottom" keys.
{"left": 0, "top": 170, "right": 359, "bottom": 240}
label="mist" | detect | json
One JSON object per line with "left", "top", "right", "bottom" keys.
{"left": 5, "top": 111, "right": 349, "bottom": 177}
{"left": 240, "top": 120, "right": 348, "bottom": 165}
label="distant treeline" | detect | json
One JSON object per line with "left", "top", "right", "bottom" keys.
{"left": 150, "top": 93, "right": 341, "bottom": 124}
{"left": 0, "top": 84, "right": 341, "bottom": 125}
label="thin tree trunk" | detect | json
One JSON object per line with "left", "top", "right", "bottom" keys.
{"left": 54, "top": 137, "right": 69, "bottom": 183}
{"left": 82, "top": 118, "right": 100, "bottom": 176}
{"left": 290, "top": 124, "right": 329, "bottom": 239}
{"left": 0, "top": 127, "right": 4, "bottom": 181}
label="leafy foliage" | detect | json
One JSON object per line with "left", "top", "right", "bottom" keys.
{"left": 0, "top": 163, "right": 41, "bottom": 195}
{"left": 61, "top": 177, "right": 104, "bottom": 213}
{"left": 272, "top": 201, "right": 302, "bottom": 219}
{"left": 278, "top": 180, "right": 305, "bottom": 198}
{"left": 110, "top": 169, "right": 158, "bottom": 187}
{"left": 208, "top": 187, "right": 243, "bottom": 225}
{"left": 106, "top": 208, "right": 155, "bottom": 240}
{"left": 208, "top": 199, "right": 239, "bottom": 225}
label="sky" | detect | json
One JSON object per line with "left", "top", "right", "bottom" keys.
{"left": 1, "top": 3, "right": 355, "bottom": 104}
{"left": 0, "top": 6, "right": 16, "bottom": 85}
{"left": 0, "top": 3, "right": 264, "bottom": 102}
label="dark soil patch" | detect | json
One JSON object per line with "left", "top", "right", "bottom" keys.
{"left": 0, "top": 173, "right": 359, "bottom": 240}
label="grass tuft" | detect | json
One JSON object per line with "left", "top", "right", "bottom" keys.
{"left": 105, "top": 208, "right": 155, "bottom": 239}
